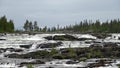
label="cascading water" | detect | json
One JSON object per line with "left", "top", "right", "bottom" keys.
{"left": 0, "top": 33, "right": 120, "bottom": 68}
{"left": 30, "top": 42, "right": 38, "bottom": 50}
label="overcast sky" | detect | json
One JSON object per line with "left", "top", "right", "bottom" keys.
{"left": 0, "top": 0, "right": 120, "bottom": 29}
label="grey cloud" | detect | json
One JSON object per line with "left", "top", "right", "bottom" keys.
{"left": 0, "top": 0, "right": 120, "bottom": 29}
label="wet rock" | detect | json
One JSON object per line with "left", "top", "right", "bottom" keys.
{"left": 66, "top": 60, "right": 79, "bottom": 64}
{"left": 0, "top": 48, "right": 23, "bottom": 53}
{"left": 5, "top": 53, "right": 21, "bottom": 58}
{"left": 52, "top": 54, "right": 64, "bottom": 59}
{"left": 46, "top": 67, "right": 54, "bottom": 68}
{"left": 6, "top": 50, "right": 50, "bottom": 59}
{"left": 87, "top": 59, "right": 112, "bottom": 67}
{"left": 103, "top": 43, "right": 118, "bottom": 47}
{"left": 20, "top": 44, "right": 32, "bottom": 49}
{"left": 90, "top": 44, "right": 103, "bottom": 48}
{"left": 53, "top": 34, "right": 78, "bottom": 41}
{"left": 38, "top": 42, "right": 63, "bottom": 48}
{"left": 78, "top": 38, "right": 95, "bottom": 41}
{"left": 60, "top": 49, "right": 70, "bottom": 54}
{"left": 0, "top": 39, "right": 6, "bottom": 40}
{"left": 91, "top": 33, "right": 110, "bottom": 39}
{"left": 44, "top": 34, "right": 78, "bottom": 41}
{"left": 0, "top": 48, "right": 6, "bottom": 53}
{"left": 20, "top": 60, "right": 45, "bottom": 65}
{"left": 6, "top": 48, "right": 23, "bottom": 52}
{"left": 44, "top": 36, "right": 53, "bottom": 40}
{"left": 0, "top": 33, "right": 6, "bottom": 36}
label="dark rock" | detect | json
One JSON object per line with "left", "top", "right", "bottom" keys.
{"left": 91, "top": 33, "right": 110, "bottom": 39}
{"left": 44, "top": 34, "right": 78, "bottom": 41}
{"left": 46, "top": 67, "right": 54, "bottom": 68}
{"left": 20, "top": 44, "right": 32, "bottom": 49}
{"left": 0, "top": 48, "right": 23, "bottom": 53}
{"left": 38, "top": 42, "right": 63, "bottom": 48}
{"left": 6, "top": 50, "right": 50, "bottom": 59}
{"left": 52, "top": 54, "right": 64, "bottom": 59}
{"left": 5, "top": 53, "right": 21, "bottom": 58}
{"left": 35, "top": 60, "right": 45, "bottom": 64}
{"left": 90, "top": 44, "right": 103, "bottom": 48}
{"left": 20, "top": 60, "right": 45, "bottom": 65}
{"left": 78, "top": 38, "right": 95, "bottom": 41}
{"left": 87, "top": 59, "right": 112, "bottom": 67}
{"left": 14, "top": 49, "right": 23, "bottom": 52}
{"left": 103, "top": 43, "right": 118, "bottom": 47}
{"left": 0, "top": 39, "right": 6, "bottom": 40}
{"left": 44, "top": 36, "right": 53, "bottom": 40}
{"left": 60, "top": 49, "right": 70, "bottom": 54}
{"left": 0, "top": 33, "right": 6, "bottom": 36}
{"left": 0, "top": 48, "right": 6, "bottom": 53}
{"left": 53, "top": 34, "right": 78, "bottom": 41}
{"left": 66, "top": 60, "right": 79, "bottom": 64}
{"left": 6, "top": 48, "right": 23, "bottom": 52}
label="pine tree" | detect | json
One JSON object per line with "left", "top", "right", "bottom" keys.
{"left": 33, "top": 21, "right": 39, "bottom": 32}
{"left": 9, "top": 20, "right": 14, "bottom": 32}
{"left": 23, "top": 20, "right": 29, "bottom": 31}
{"left": 42, "top": 26, "right": 47, "bottom": 32}
{"left": 29, "top": 21, "right": 33, "bottom": 31}
{"left": 0, "top": 16, "right": 14, "bottom": 32}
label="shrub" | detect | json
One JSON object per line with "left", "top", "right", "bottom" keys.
{"left": 27, "top": 64, "right": 33, "bottom": 68}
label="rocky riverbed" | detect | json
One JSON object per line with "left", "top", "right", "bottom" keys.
{"left": 0, "top": 33, "right": 120, "bottom": 68}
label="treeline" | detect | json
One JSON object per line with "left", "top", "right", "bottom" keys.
{"left": 23, "top": 19, "right": 120, "bottom": 33}
{"left": 23, "top": 20, "right": 39, "bottom": 32}
{"left": 0, "top": 15, "right": 120, "bottom": 33}
{"left": 63, "top": 19, "right": 120, "bottom": 33}
{"left": 0, "top": 16, "right": 14, "bottom": 32}
{"left": 23, "top": 20, "right": 59, "bottom": 32}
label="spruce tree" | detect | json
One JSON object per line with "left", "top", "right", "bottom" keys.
{"left": 33, "top": 21, "right": 39, "bottom": 32}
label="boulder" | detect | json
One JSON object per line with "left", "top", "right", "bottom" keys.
{"left": 44, "top": 34, "right": 78, "bottom": 41}
{"left": 66, "top": 60, "right": 79, "bottom": 64}
{"left": 44, "top": 36, "right": 53, "bottom": 40}
{"left": 0, "top": 48, "right": 6, "bottom": 53}
{"left": 6, "top": 48, "right": 23, "bottom": 52}
{"left": 5, "top": 53, "right": 21, "bottom": 58}
{"left": 91, "top": 33, "right": 110, "bottom": 39}
{"left": 20, "top": 44, "right": 32, "bottom": 49}
{"left": 53, "top": 34, "right": 78, "bottom": 41}
{"left": 0, "top": 48, "right": 23, "bottom": 53}
{"left": 103, "top": 43, "right": 118, "bottom": 47}
{"left": 0, "top": 39, "right": 6, "bottom": 40}
{"left": 6, "top": 50, "right": 50, "bottom": 59}
{"left": 38, "top": 42, "right": 63, "bottom": 48}
{"left": 20, "top": 60, "right": 45, "bottom": 65}
{"left": 78, "top": 38, "right": 95, "bottom": 41}
{"left": 90, "top": 44, "right": 103, "bottom": 48}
